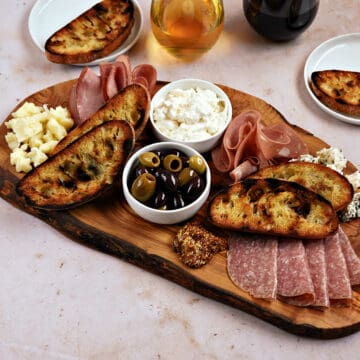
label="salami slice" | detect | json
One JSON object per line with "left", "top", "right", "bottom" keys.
{"left": 277, "top": 239, "right": 315, "bottom": 306}
{"left": 325, "top": 232, "right": 352, "bottom": 306}
{"left": 304, "top": 239, "right": 329, "bottom": 308}
{"left": 227, "top": 233, "right": 278, "bottom": 299}
{"left": 338, "top": 226, "right": 360, "bottom": 286}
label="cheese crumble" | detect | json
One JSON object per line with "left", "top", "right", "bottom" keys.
{"left": 5, "top": 102, "right": 74, "bottom": 173}
{"left": 152, "top": 87, "right": 227, "bottom": 142}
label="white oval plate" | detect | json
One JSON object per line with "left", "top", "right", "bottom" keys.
{"left": 304, "top": 33, "right": 360, "bottom": 125}
{"left": 28, "top": 0, "right": 143, "bottom": 66}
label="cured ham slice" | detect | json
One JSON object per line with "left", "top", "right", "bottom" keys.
{"left": 132, "top": 64, "right": 158, "bottom": 93}
{"left": 325, "top": 232, "right": 352, "bottom": 306}
{"left": 100, "top": 62, "right": 121, "bottom": 102}
{"left": 304, "top": 239, "right": 329, "bottom": 308}
{"left": 68, "top": 67, "right": 105, "bottom": 125}
{"left": 211, "top": 110, "right": 309, "bottom": 181}
{"left": 68, "top": 55, "right": 157, "bottom": 125}
{"left": 277, "top": 239, "right": 315, "bottom": 306}
{"left": 227, "top": 233, "right": 278, "bottom": 299}
{"left": 338, "top": 226, "right": 360, "bottom": 286}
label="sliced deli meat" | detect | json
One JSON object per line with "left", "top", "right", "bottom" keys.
{"left": 211, "top": 110, "right": 309, "bottom": 181}
{"left": 68, "top": 67, "right": 105, "bottom": 125}
{"left": 276, "top": 238, "right": 315, "bottom": 306}
{"left": 304, "top": 239, "right": 329, "bottom": 308}
{"left": 227, "top": 233, "right": 278, "bottom": 299}
{"left": 338, "top": 226, "right": 360, "bottom": 286}
{"left": 325, "top": 232, "right": 352, "bottom": 307}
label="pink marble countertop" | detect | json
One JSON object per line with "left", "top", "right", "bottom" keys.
{"left": 1, "top": 0, "right": 359, "bottom": 358}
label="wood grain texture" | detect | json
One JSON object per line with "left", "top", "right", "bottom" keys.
{"left": 1, "top": 80, "right": 359, "bottom": 339}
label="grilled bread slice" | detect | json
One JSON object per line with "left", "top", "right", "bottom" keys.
{"left": 208, "top": 178, "right": 338, "bottom": 239}
{"left": 248, "top": 162, "right": 353, "bottom": 212}
{"left": 17, "top": 120, "right": 134, "bottom": 210}
{"left": 45, "top": 0, "right": 135, "bottom": 64}
{"left": 310, "top": 70, "right": 360, "bottom": 116}
{"left": 52, "top": 83, "right": 150, "bottom": 155}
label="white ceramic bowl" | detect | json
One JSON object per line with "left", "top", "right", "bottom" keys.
{"left": 122, "top": 142, "right": 211, "bottom": 225}
{"left": 150, "top": 78, "right": 232, "bottom": 153}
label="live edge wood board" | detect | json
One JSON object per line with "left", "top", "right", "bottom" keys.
{"left": 1, "top": 80, "right": 359, "bottom": 339}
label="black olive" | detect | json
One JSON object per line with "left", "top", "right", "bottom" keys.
{"left": 153, "top": 190, "right": 168, "bottom": 209}
{"left": 155, "top": 169, "right": 178, "bottom": 192}
{"left": 184, "top": 175, "right": 205, "bottom": 201}
{"left": 168, "top": 193, "right": 186, "bottom": 210}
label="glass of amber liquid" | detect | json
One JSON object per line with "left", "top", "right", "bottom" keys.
{"left": 150, "top": 0, "right": 224, "bottom": 61}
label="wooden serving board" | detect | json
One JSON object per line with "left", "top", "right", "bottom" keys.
{"left": 1, "top": 80, "right": 360, "bottom": 339}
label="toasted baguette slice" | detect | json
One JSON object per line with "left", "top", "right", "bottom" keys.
{"left": 248, "top": 162, "right": 353, "bottom": 212}
{"left": 208, "top": 178, "right": 338, "bottom": 239}
{"left": 52, "top": 84, "right": 149, "bottom": 155}
{"left": 17, "top": 120, "right": 134, "bottom": 210}
{"left": 310, "top": 70, "right": 360, "bottom": 116}
{"left": 45, "top": 0, "right": 135, "bottom": 64}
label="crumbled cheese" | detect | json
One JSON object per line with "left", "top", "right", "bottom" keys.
{"left": 340, "top": 192, "right": 360, "bottom": 222}
{"left": 5, "top": 102, "right": 74, "bottom": 173}
{"left": 293, "top": 146, "right": 360, "bottom": 222}
{"left": 152, "top": 87, "right": 228, "bottom": 142}
{"left": 295, "top": 147, "right": 347, "bottom": 173}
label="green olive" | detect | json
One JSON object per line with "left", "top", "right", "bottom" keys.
{"left": 178, "top": 167, "right": 197, "bottom": 187}
{"left": 131, "top": 173, "right": 156, "bottom": 202}
{"left": 189, "top": 155, "right": 206, "bottom": 175}
{"left": 139, "top": 152, "right": 160, "bottom": 168}
{"left": 163, "top": 154, "right": 182, "bottom": 172}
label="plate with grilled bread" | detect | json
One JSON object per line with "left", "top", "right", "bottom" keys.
{"left": 304, "top": 33, "right": 360, "bottom": 125}
{"left": 28, "top": 0, "right": 143, "bottom": 66}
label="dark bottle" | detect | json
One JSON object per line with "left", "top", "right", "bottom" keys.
{"left": 243, "top": 0, "right": 319, "bottom": 41}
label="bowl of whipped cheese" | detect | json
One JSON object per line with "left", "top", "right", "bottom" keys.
{"left": 150, "top": 78, "right": 232, "bottom": 153}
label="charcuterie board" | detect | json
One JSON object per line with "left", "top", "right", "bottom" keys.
{"left": 1, "top": 80, "right": 359, "bottom": 339}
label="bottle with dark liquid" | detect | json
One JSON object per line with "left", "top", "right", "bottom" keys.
{"left": 151, "top": 0, "right": 224, "bottom": 61}
{"left": 243, "top": 0, "right": 319, "bottom": 41}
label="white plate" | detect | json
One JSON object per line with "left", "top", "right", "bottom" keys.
{"left": 28, "top": 0, "right": 143, "bottom": 66}
{"left": 304, "top": 33, "right": 360, "bottom": 125}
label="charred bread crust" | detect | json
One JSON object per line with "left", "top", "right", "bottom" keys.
{"left": 207, "top": 178, "right": 338, "bottom": 240}
{"left": 310, "top": 70, "right": 360, "bottom": 116}
{"left": 52, "top": 83, "right": 150, "bottom": 155}
{"left": 17, "top": 120, "right": 135, "bottom": 210}
{"left": 45, "top": 0, "right": 135, "bottom": 64}
{"left": 248, "top": 161, "right": 354, "bottom": 212}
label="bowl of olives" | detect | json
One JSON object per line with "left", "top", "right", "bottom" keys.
{"left": 122, "top": 142, "right": 211, "bottom": 225}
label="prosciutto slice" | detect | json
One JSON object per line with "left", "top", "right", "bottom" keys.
{"left": 304, "top": 239, "right": 329, "bottom": 308}
{"left": 227, "top": 233, "right": 278, "bottom": 299}
{"left": 338, "top": 226, "right": 360, "bottom": 286}
{"left": 68, "top": 67, "right": 105, "bottom": 125}
{"left": 211, "top": 110, "right": 308, "bottom": 181}
{"left": 68, "top": 55, "right": 156, "bottom": 126}
{"left": 276, "top": 238, "right": 315, "bottom": 306}
{"left": 325, "top": 232, "right": 352, "bottom": 306}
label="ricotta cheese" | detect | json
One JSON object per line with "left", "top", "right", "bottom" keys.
{"left": 152, "top": 87, "right": 227, "bottom": 142}
{"left": 5, "top": 102, "right": 74, "bottom": 173}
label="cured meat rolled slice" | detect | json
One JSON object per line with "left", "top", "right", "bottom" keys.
{"left": 325, "top": 232, "right": 352, "bottom": 306}
{"left": 257, "top": 122, "right": 308, "bottom": 160}
{"left": 68, "top": 67, "right": 105, "bottom": 125}
{"left": 211, "top": 109, "right": 309, "bottom": 181}
{"left": 304, "top": 239, "right": 329, "bottom": 308}
{"left": 227, "top": 233, "right": 278, "bottom": 300}
{"left": 337, "top": 226, "right": 360, "bottom": 286}
{"left": 277, "top": 239, "right": 315, "bottom": 306}
{"left": 132, "top": 64, "right": 157, "bottom": 93}
{"left": 212, "top": 110, "right": 260, "bottom": 173}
